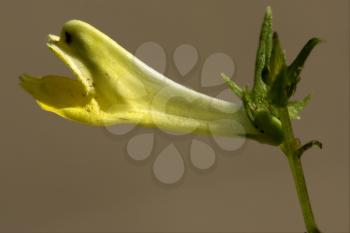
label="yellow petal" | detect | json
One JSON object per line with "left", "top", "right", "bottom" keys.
{"left": 20, "top": 20, "right": 260, "bottom": 138}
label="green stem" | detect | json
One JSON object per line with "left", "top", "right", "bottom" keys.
{"left": 279, "top": 108, "right": 321, "bottom": 233}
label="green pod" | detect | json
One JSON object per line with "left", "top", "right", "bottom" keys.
{"left": 253, "top": 110, "right": 284, "bottom": 145}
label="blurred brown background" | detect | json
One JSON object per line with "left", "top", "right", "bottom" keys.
{"left": 0, "top": 0, "right": 348, "bottom": 232}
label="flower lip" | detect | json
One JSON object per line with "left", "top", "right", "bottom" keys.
{"left": 48, "top": 34, "right": 60, "bottom": 43}
{"left": 46, "top": 34, "right": 94, "bottom": 95}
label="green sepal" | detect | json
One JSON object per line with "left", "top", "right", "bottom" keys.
{"left": 288, "top": 38, "right": 322, "bottom": 88}
{"left": 268, "top": 66, "right": 289, "bottom": 106}
{"left": 252, "top": 6, "right": 273, "bottom": 95}
{"left": 268, "top": 38, "right": 320, "bottom": 107}
{"left": 221, "top": 73, "right": 243, "bottom": 97}
{"left": 287, "top": 95, "right": 311, "bottom": 120}
{"left": 263, "top": 32, "right": 286, "bottom": 85}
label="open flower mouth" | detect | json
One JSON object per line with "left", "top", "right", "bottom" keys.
{"left": 46, "top": 34, "right": 94, "bottom": 95}
{"left": 19, "top": 32, "right": 104, "bottom": 124}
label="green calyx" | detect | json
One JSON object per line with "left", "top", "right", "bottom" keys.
{"left": 223, "top": 6, "right": 321, "bottom": 146}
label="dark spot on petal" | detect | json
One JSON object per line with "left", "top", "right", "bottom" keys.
{"left": 64, "top": 31, "right": 72, "bottom": 44}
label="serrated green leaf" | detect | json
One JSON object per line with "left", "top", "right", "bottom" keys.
{"left": 287, "top": 95, "right": 311, "bottom": 120}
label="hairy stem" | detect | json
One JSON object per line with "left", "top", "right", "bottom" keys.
{"left": 279, "top": 108, "right": 321, "bottom": 233}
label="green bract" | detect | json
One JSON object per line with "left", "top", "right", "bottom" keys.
{"left": 222, "top": 7, "right": 321, "bottom": 146}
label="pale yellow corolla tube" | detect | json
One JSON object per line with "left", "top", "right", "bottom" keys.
{"left": 20, "top": 20, "right": 261, "bottom": 139}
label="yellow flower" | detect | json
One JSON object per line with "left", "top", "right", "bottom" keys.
{"left": 20, "top": 20, "right": 263, "bottom": 140}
